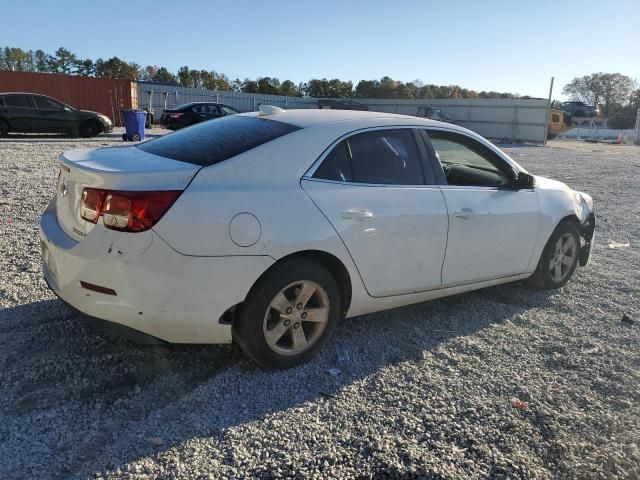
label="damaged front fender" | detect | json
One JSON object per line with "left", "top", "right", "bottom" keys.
{"left": 579, "top": 212, "right": 596, "bottom": 266}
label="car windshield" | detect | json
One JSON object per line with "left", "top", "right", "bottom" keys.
{"left": 137, "top": 115, "right": 300, "bottom": 166}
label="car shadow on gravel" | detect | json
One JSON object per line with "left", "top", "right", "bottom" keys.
{"left": 0, "top": 282, "right": 555, "bottom": 478}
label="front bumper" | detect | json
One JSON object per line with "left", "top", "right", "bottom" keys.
{"left": 579, "top": 212, "right": 595, "bottom": 266}
{"left": 39, "top": 200, "right": 273, "bottom": 343}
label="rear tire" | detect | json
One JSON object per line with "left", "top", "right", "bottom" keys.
{"left": 0, "top": 119, "right": 8, "bottom": 137}
{"left": 233, "top": 259, "right": 341, "bottom": 369}
{"left": 528, "top": 221, "right": 580, "bottom": 289}
{"left": 79, "top": 120, "right": 103, "bottom": 138}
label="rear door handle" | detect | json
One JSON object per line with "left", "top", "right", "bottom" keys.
{"left": 342, "top": 209, "right": 373, "bottom": 220}
{"left": 453, "top": 208, "right": 475, "bottom": 220}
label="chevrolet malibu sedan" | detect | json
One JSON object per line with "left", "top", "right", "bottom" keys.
{"left": 40, "top": 107, "right": 595, "bottom": 368}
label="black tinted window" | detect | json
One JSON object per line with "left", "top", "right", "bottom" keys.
{"left": 314, "top": 141, "right": 353, "bottom": 182}
{"left": 34, "top": 96, "right": 63, "bottom": 110}
{"left": 4, "top": 95, "right": 32, "bottom": 108}
{"left": 137, "top": 115, "right": 300, "bottom": 166}
{"left": 348, "top": 129, "right": 424, "bottom": 185}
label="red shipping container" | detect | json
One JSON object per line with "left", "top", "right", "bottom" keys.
{"left": 0, "top": 70, "right": 138, "bottom": 126}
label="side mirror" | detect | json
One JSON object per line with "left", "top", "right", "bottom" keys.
{"left": 513, "top": 172, "right": 535, "bottom": 189}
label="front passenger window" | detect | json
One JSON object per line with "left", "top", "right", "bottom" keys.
{"left": 428, "top": 131, "right": 510, "bottom": 187}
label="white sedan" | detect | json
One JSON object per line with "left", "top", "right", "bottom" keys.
{"left": 40, "top": 106, "right": 595, "bottom": 368}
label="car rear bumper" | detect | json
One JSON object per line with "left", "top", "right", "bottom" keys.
{"left": 39, "top": 199, "right": 273, "bottom": 343}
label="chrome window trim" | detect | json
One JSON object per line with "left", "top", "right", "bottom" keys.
{"left": 303, "top": 124, "right": 432, "bottom": 185}
{"left": 301, "top": 176, "right": 442, "bottom": 190}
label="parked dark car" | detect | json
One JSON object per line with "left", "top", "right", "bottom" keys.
{"left": 416, "top": 106, "right": 454, "bottom": 123}
{"left": 0, "top": 92, "right": 113, "bottom": 137}
{"left": 557, "top": 101, "right": 599, "bottom": 118}
{"left": 159, "top": 102, "right": 240, "bottom": 130}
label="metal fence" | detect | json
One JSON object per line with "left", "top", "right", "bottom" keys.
{"left": 137, "top": 82, "right": 550, "bottom": 143}
{"left": 353, "top": 98, "right": 550, "bottom": 144}
{"left": 137, "top": 82, "right": 317, "bottom": 120}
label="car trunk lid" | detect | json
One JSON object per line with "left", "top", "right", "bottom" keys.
{"left": 55, "top": 146, "right": 200, "bottom": 239}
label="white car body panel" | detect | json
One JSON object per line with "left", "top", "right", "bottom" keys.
{"left": 301, "top": 179, "right": 448, "bottom": 296}
{"left": 41, "top": 200, "right": 272, "bottom": 343}
{"left": 439, "top": 187, "right": 541, "bottom": 285}
{"left": 39, "top": 109, "right": 594, "bottom": 344}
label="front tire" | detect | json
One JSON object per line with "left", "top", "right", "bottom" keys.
{"left": 79, "top": 120, "right": 103, "bottom": 138}
{"left": 528, "top": 221, "right": 580, "bottom": 289}
{"left": 0, "top": 119, "right": 8, "bottom": 137}
{"left": 233, "top": 259, "right": 341, "bottom": 369}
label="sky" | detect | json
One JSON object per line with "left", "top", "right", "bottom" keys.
{"left": 3, "top": 0, "right": 639, "bottom": 99}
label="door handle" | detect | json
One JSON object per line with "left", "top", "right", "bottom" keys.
{"left": 453, "top": 208, "right": 475, "bottom": 220}
{"left": 342, "top": 209, "right": 373, "bottom": 220}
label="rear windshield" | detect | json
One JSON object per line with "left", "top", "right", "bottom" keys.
{"left": 137, "top": 115, "right": 300, "bottom": 166}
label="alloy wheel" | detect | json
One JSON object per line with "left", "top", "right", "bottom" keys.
{"left": 549, "top": 233, "right": 577, "bottom": 282}
{"left": 263, "top": 280, "right": 330, "bottom": 356}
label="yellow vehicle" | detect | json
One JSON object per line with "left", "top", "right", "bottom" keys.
{"left": 547, "top": 108, "right": 572, "bottom": 139}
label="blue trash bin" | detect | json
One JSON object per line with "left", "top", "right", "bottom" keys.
{"left": 122, "top": 109, "right": 147, "bottom": 141}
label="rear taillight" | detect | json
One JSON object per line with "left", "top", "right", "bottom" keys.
{"left": 80, "top": 188, "right": 182, "bottom": 232}
{"left": 169, "top": 112, "right": 184, "bottom": 119}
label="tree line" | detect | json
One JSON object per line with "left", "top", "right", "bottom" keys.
{"left": 0, "top": 45, "right": 519, "bottom": 99}
{"left": 562, "top": 72, "right": 639, "bottom": 128}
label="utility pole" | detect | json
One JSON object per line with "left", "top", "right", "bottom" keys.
{"left": 635, "top": 109, "right": 640, "bottom": 145}
{"left": 542, "top": 76, "right": 554, "bottom": 146}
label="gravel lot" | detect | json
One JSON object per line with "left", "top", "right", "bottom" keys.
{"left": 1, "top": 131, "right": 639, "bottom": 479}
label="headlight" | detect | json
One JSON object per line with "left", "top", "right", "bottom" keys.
{"left": 99, "top": 114, "right": 112, "bottom": 125}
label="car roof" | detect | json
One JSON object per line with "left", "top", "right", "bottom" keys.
{"left": 178, "top": 101, "right": 229, "bottom": 107}
{"left": 0, "top": 92, "right": 51, "bottom": 96}
{"left": 239, "top": 108, "right": 462, "bottom": 130}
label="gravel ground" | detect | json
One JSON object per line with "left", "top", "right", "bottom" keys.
{"left": 1, "top": 131, "right": 639, "bottom": 479}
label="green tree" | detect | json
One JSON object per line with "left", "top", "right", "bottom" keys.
{"left": 279, "top": 79, "right": 301, "bottom": 96}
{"left": 563, "top": 72, "right": 633, "bottom": 117}
{"left": 95, "top": 57, "right": 139, "bottom": 79}
{"left": 305, "top": 78, "right": 353, "bottom": 97}
{"left": 34, "top": 49, "right": 48, "bottom": 72}
{"left": 241, "top": 78, "right": 259, "bottom": 93}
{"left": 47, "top": 47, "right": 77, "bottom": 74}
{"left": 177, "top": 66, "right": 192, "bottom": 87}
{"left": 151, "top": 67, "right": 177, "bottom": 84}
{"left": 188, "top": 69, "right": 201, "bottom": 88}
{"left": 139, "top": 65, "right": 157, "bottom": 81}
{"left": 73, "top": 58, "right": 95, "bottom": 76}
{"left": 231, "top": 78, "right": 243, "bottom": 92}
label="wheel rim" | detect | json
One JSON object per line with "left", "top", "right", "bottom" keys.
{"left": 263, "top": 280, "right": 330, "bottom": 356}
{"left": 549, "top": 233, "right": 577, "bottom": 282}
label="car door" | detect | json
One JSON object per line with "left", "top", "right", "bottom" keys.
{"left": 31, "top": 96, "right": 74, "bottom": 133}
{"left": 423, "top": 129, "right": 541, "bottom": 286}
{"left": 2, "top": 94, "right": 37, "bottom": 132}
{"left": 301, "top": 128, "right": 448, "bottom": 297}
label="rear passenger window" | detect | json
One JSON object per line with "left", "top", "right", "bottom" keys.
{"left": 4, "top": 95, "right": 32, "bottom": 108}
{"left": 349, "top": 129, "right": 424, "bottom": 185}
{"left": 34, "top": 96, "right": 63, "bottom": 110}
{"left": 313, "top": 141, "right": 353, "bottom": 182}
